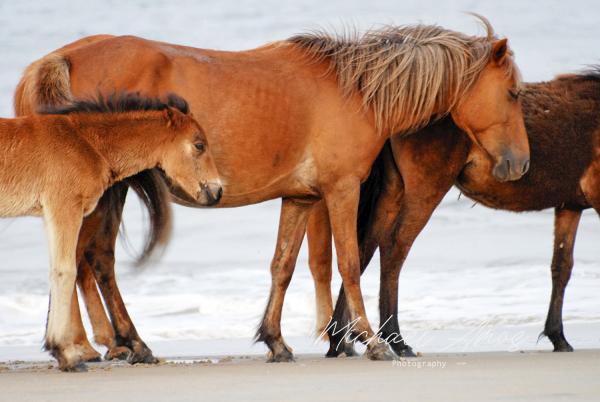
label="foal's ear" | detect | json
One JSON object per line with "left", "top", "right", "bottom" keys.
{"left": 164, "top": 106, "right": 188, "bottom": 129}
{"left": 491, "top": 38, "right": 508, "bottom": 64}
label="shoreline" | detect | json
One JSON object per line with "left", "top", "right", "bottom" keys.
{"left": 1, "top": 350, "right": 599, "bottom": 402}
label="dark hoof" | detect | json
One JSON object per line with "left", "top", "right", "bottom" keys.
{"left": 83, "top": 355, "right": 102, "bottom": 363}
{"left": 553, "top": 342, "right": 574, "bottom": 352}
{"left": 128, "top": 350, "right": 159, "bottom": 365}
{"left": 61, "top": 362, "right": 88, "bottom": 373}
{"left": 392, "top": 344, "right": 417, "bottom": 358}
{"left": 366, "top": 343, "right": 395, "bottom": 361}
{"left": 267, "top": 348, "right": 295, "bottom": 363}
{"left": 105, "top": 346, "right": 132, "bottom": 361}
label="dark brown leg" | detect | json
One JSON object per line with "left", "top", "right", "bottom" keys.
{"left": 256, "top": 198, "right": 312, "bottom": 362}
{"left": 543, "top": 207, "right": 581, "bottom": 352}
{"left": 86, "top": 185, "right": 158, "bottom": 364}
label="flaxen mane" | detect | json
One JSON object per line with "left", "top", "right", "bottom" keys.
{"left": 289, "top": 15, "right": 520, "bottom": 134}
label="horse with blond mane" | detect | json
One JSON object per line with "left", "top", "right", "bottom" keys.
{"left": 14, "top": 15, "right": 528, "bottom": 363}
{"left": 1, "top": 93, "right": 221, "bottom": 371}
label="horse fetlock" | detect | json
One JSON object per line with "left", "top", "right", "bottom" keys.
{"left": 47, "top": 343, "right": 88, "bottom": 372}
{"left": 366, "top": 341, "right": 395, "bottom": 361}
{"left": 127, "top": 341, "right": 158, "bottom": 364}
{"left": 266, "top": 338, "right": 295, "bottom": 363}
{"left": 104, "top": 345, "right": 132, "bottom": 361}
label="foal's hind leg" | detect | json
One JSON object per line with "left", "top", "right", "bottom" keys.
{"left": 543, "top": 208, "right": 581, "bottom": 352}
{"left": 256, "top": 198, "right": 311, "bottom": 362}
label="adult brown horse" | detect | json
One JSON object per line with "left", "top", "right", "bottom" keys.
{"left": 315, "top": 69, "right": 600, "bottom": 357}
{"left": 0, "top": 93, "right": 221, "bottom": 371}
{"left": 15, "top": 17, "right": 528, "bottom": 362}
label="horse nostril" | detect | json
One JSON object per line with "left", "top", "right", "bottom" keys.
{"left": 522, "top": 160, "right": 530, "bottom": 174}
{"left": 216, "top": 187, "right": 223, "bottom": 200}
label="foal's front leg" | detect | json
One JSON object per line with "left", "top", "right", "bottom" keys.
{"left": 256, "top": 198, "right": 311, "bottom": 362}
{"left": 44, "top": 205, "right": 86, "bottom": 371}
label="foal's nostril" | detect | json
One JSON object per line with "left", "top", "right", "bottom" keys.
{"left": 215, "top": 187, "right": 223, "bottom": 201}
{"left": 522, "top": 160, "right": 530, "bottom": 175}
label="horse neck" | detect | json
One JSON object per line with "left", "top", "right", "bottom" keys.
{"left": 75, "top": 113, "right": 173, "bottom": 184}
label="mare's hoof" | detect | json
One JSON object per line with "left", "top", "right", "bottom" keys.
{"left": 128, "top": 351, "right": 159, "bottom": 365}
{"left": 267, "top": 349, "right": 295, "bottom": 363}
{"left": 61, "top": 362, "right": 88, "bottom": 373}
{"left": 366, "top": 343, "right": 395, "bottom": 361}
{"left": 392, "top": 344, "right": 417, "bottom": 358}
{"left": 553, "top": 342, "right": 574, "bottom": 353}
{"left": 105, "top": 346, "right": 132, "bottom": 361}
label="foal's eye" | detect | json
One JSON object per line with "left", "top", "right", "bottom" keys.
{"left": 508, "top": 89, "right": 520, "bottom": 100}
{"left": 195, "top": 142, "right": 205, "bottom": 153}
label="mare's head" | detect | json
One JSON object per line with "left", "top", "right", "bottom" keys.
{"left": 154, "top": 94, "right": 222, "bottom": 205}
{"left": 449, "top": 16, "right": 530, "bottom": 182}
{"left": 289, "top": 15, "right": 530, "bottom": 182}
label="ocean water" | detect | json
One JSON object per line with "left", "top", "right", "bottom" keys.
{"left": 0, "top": 0, "right": 599, "bottom": 356}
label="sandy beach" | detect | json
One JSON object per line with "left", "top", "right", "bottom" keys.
{"left": 1, "top": 350, "right": 599, "bottom": 402}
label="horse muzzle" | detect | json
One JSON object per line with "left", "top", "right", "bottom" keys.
{"left": 197, "top": 182, "right": 223, "bottom": 205}
{"left": 492, "top": 151, "right": 530, "bottom": 182}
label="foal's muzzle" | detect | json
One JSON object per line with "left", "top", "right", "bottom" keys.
{"left": 198, "top": 182, "right": 223, "bottom": 205}
{"left": 492, "top": 151, "right": 530, "bottom": 182}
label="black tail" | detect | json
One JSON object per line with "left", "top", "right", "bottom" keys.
{"left": 118, "top": 169, "right": 172, "bottom": 266}
{"left": 357, "top": 140, "right": 392, "bottom": 248}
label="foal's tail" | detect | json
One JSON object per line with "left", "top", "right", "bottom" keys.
{"left": 14, "top": 52, "right": 173, "bottom": 264}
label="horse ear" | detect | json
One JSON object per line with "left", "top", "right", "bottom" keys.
{"left": 164, "top": 106, "right": 185, "bottom": 129}
{"left": 491, "top": 38, "right": 508, "bottom": 64}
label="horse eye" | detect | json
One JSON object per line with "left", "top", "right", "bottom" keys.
{"left": 195, "top": 142, "right": 205, "bottom": 153}
{"left": 508, "top": 89, "right": 520, "bottom": 100}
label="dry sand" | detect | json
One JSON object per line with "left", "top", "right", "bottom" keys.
{"left": 0, "top": 350, "right": 598, "bottom": 402}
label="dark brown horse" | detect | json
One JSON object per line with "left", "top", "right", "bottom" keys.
{"left": 316, "top": 69, "right": 600, "bottom": 357}
{"left": 15, "top": 17, "right": 529, "bottom": 363}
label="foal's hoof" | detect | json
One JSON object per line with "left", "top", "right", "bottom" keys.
{"left": 81, "top": 349, "right": 102, "bottom": 363}
{"left": 61, "top": 362, "right": 88, "bottom": 373}
{"left": 267, "top": 348, "right": 295, "bottom": 363}
{"left": 366, "top": 343, "right": 395, "bottom": 361}
{"left": 105, "top": 346, "right": 132, "bottom": 361}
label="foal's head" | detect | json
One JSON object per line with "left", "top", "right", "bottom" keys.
{"left": 154, "top": 95, "right": 223, "bottom": 205}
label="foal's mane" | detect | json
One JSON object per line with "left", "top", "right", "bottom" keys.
{"left": 40, "top": 92, "right": 190, "bottom": 116}
{"left": 288, "top": 15, "right": 520, "bottom": 134}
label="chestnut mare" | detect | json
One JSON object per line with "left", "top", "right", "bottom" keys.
{"left": 317, "top": 70, "right": 600, "bottom": 357}
{"left": 15, "top": 17, "right": 528, "bottom": 363}
{"left": 1, "top": 93, "right": 221, "bottom": 371}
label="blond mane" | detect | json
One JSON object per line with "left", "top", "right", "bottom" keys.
{"left": 288, "top": 15, "right": 520, "bottom": 134}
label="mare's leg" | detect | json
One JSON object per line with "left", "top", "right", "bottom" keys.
{"left": 256, "top": 198, "right": 311, "bottom": 362}
{"left": 543, "top": 208, "right": 581, "bottom": 352}
{"left": 306, "top": 200, "right": 334, "bottom": 337}
{"left": 69, "top": 287, "right": 102, "bottom": 362}
{"left": 44, "top": 205, "right": 86, "bottom": 371}
{"left": 85, "top": 185, "right": 158, "bottom": 364}
{"left": 325, "top": 177, "right": 393, "bottom": 360}
{"left": 77, "top": 259, "right": 131, "bottom": 360}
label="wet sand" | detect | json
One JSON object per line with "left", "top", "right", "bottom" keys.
{"left": 0, "top": 350, "right": 598, "bottom": 402}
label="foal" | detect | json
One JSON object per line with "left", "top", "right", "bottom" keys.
{"left": 316, "top": 69, "right": 600, "bottom": 356}
{"left": 0, "top": 93, "right": 221, "bottom": 371}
